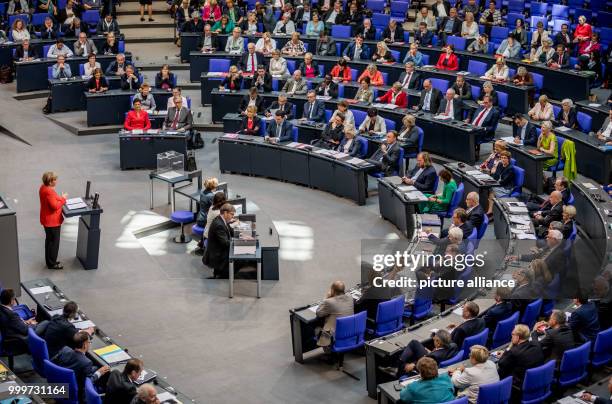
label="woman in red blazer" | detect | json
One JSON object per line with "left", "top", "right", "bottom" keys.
{"left": 376, "top": 82, "right": 408, "bottom": 108}
{"left": 124, "top": 99, "right": 151, "bottom": 131}
{"left": 39, "top": 172, "right": 67, "bottom": 269}
{"left": 330, "top": 58, "right": 352, "bottom": 82}
{"left": 435, "top": 44, "right": 459, "bottom": 71}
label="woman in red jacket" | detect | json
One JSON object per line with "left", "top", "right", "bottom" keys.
{"left": 124, "top": 99, "right": 151, "bottom": 131}
{"left": 330, "top": 58, "right": 352, "bottom": 82}
{"left": 39, "top": 172, "right": 67, "bottom": 269}
{"left": 435, "top": 44, "right": 459, "bottom": 71}
{"left": 376, "top": 82, "right": 408, "bottom": 108}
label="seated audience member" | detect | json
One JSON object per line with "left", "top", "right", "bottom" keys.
{"left": 469, "top": 95, "right": 500, "bottom": 144}
{"left": 269, "top": 49, "right": 289, "bottom": 78}
{"left": 448, "top": 301, "right": 486, "bottom": 348}
{"left": 549, "top": 44, "right": 570, "bottom": 69}
{"left": 314, "top": 30, "right": 336, "bottom": 58}
{"left": 248, "top": 65, "right": 272, "bottom": 93}
{"left": 224, "top": 27, "right": 244, "bottom": 53}
{"left": 419, "top": 168, "right": 456, "bottom": 213}
{"left": 401, "top": 152, "right": 437, "bottom": 193}
{"left": 355, "top": 18, "right": 376, "bottom": 40}
{"left": 510, "top": 18, "right": 527, "bottom": 49}
{"left": 41, "top": 301, "right": 94, "bottom": 359}
{"left": 306, "top": 12, "right": 324, "bottom": 36}
{"left": 570, "top": 296, "right": 600, "bottom": 342}
{"left": 452, "top": 75, "right": 472, "bottom": 101}
{"left": 121, "top": 65, "right": 140, "bottom": 90}
{"left": 376, "top": 82, "right": 408, "bottom": 108}
{"left": 429, "top": 208, "right": 473, "bottom": 249}
{"left": 97, "top": 14, "right": 120, "bottom": 35}
{"left": 103, "top": 359, "right": 143, "bottom": 404}
{"left": 240, "top": 43, "right": 263, "bottom": 75}
{"left": 39, "top": 17, "right": 57, "bottom": 40}
{"left": 400, "top": 357, "right": 455, "bottom": 404}
{"left": 124, "top": 99, "right": 151, "bottom": 131}
{"left": 47, "top": 39, "right": 74, "bottom": 58}
{"left": 64, "top": 18, "right": 88, "bottom": 38}
{"left": 273, "top": 12, "right": 296, "bottom": 34}
{"left": 175, "top": 0, "right": 193, "bottom": 29}
{"left": 437, "top": 7, "right": 462, "bottom": 46}
{"left": 532, "top": 310, "right": 577, "bottom": 363}
{"left": 467, "top": 34, "right": 489, "bottom": 53}
{"left": 130, "top": 384, "right": 159, "bottom": 404}
{"left": 480, "top": 139, "right": 507, "bottom": 171}
{"left": 596, "top": 108, "right": 612, "bottom": 144}
{"left": 52, "top": 55, "right": 72, "bottom": 79}
{"left": 508, "top": 231, "right": 566, "bottom": 288}
{"left": 577, "top": 32, "right": 601, "bottom": 63}
{"left": 404, "top": 43, "right": 424, "bottom": 66}
{"left": 224, "top": 0, "right": 243, "bottom": 26}
{"left": 53, "top": 331, "right": 110, "bottom": 402}
{"left": 530, "top": 20, "right": 549, "bottom": 53}
{"left": 282, "top": 70, "right": 306, "bottom": 95}
{"left": 559, "top": 205, "right": 576, "bottom": 239}
{"left": 383, "top": 19, "right": 404, "bottom": 43}
{"left": 355, "top": 77, "right": 374, "bottom": 104}
{"left": 332, "top": 101, "right": 355, "bottom": 131}
{"left": 451, "top": 345, "right": 499, "bottom": 404}
{"left": 487, "top": 151, "right": 515, "bottom": 214}
{"left": 477, "top": 81, "right": 498, "bottom": 106}
{"left": 532, "top": 38, "right": 555, "bottom": 64}
{"left": 219, "top": 65, "right": 242, "bottom": 91}
{"left": 323, "top": 1, "right": 345, "bottom": 26}
{"left": 397, "top": 330, "right": 457, "bottom": 378}
{"left": 479, "top": 0, "right": 501, "bottom": 36}
{"left": 164, "top": 97, "right": 192, "bottom": 132}
{"left": 414, "top": 22, "right": 433, "bottom": 46}
{"left": 536, "top": 121, "right": 559, "bottom": 170}
{"left": 556, "top": 99, "right": 577, "bottom": 128}
{"left": 359, "top": 108, "right": 386, "bottom": 136}
{"left": 399, "top": 62, "right": 421, "bottom": 91}
{"left": 87, "top": 68, "right": 108, "bottom": 92}
{"left": 315, "top": 75, "right": 338, "bottom": 98}
{"left": 155, "top": 64, "right": 175, "bottom": 90}
{"left": 240, "top": 11, "right": 259, "bottom": 35}
{"left": 83, "top": 53, "right": 101, "bottom": 76}
{"left": 529, "top": 94, "right": 554, "bottom": 121}
{"left": 336, "top": 127, "right": 362, "bottom": 157}
{"left": 485, "top": 57, "right": 509, "bottom": 81}
{"left": 371, "top": 41, "right": 395, "bottom": 63}
{"left": 482, "top": 287, "right": 513, "bottom": 333}
{"left": 204, "top": 203, "right": 236, "bottom": 278}
{"left": 254, "top": 32, "right": 277, "bottom": 54}
{"left": 105, "top": 53, "right": 129, "bottom": 76}
{"left": 496, "top": 324, "right": 545, "bottom": 389}
{"left": 239, "top": 87, "right": 264, "bottom": 115}
{"left": 199, "top": 24, "right": 219, "bottom": 51}
{"left": 496, "top": 35, "right": 521, "bottom": 59}
{"left": 330, "top": 58, "right": 352, "bottom": 82}
{"left": 11, "top": 18, "right": 30, "bottom": 41}
{"left": 397, "top": 115, "right": 421, "bottom": 154}
{"left": 0, "top": 289, "right": 36, "bottom": 352}
{"left": 74, "top": 32, "right": 97, "bottom": 57}
{"left": 266, "top": 94, "right": 294, "bottom": 120}
{"left": 512, "top": 113, "right": 538, "bottom": 146}
{"left": 437, "top": 88, "right": 462, "bottom": 120}
{"left": 202, "top": 192, "right": 227, "bottom": 249}
{"left": 315, "top": 281, "right": 354, "bottom": 349}
{"left": 461, "top": 12, "right": 479, "bottom": 43}
{"left": 301, "top": 90, "right": 325, "bottom": 122}
{"left": 415, "top": 6, "right": 436, "bottom": 32}
{"left": 265, "top": 110, "right": 293, "bottom": 142}
{"left": 298, "top": 52, "right": 319, "bottom": 78}
{"left": 414, "top": 79, "right": 441, "bottom": 113}
{"left": 533, "top": 189, "right": 563, "bottom": 229}
{"left": 167, "top": 87, "right": 188, "bottom": 109}
{"left": 133, "top": 83, "right": 156, "bottom": 111}
{"left": 367, "top": 131, "right": 401, "bottom": 176}
{"left": 343, "top": 35, "right": 371, "bottom": 61}
{"left": 212, "top": 14, "right": 234, "bottom": 35}
{"left": 239, "top": 105, "right": 261, "bottom": 136}
{"left": 14, "top": 39, "right": 38, "bottom": 61}
{"left": 464, "top": 192, "right": 485, "bottom": 230}
{"left": 555, "top": 23, "right": 573, "bottom": 50}
{"left": 314, "top": 112, "right": 344, "bottom": 149}
{"left": 201, "top": 0, "right": 222, "bottom": 25}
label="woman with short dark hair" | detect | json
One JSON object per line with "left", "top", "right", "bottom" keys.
{"left": 420, "top": 169, "right": 457, "bottom": 213}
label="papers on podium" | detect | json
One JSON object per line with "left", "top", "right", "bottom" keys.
{"left": 66, "top": 197, "right": 87, "bottom": 210}
{"left": 233, "top": 245, "right": 257, "bottom": 255}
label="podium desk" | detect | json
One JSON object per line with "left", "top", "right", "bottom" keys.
{"left": 229, "top": 240, "right": 262, "bottom": 298}
{"left": 62, "top": 201, "right": 102, "bottom": 270}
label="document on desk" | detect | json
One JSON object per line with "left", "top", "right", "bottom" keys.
{"left": 405, "top": 191, "right": 428, "bottom": 201}
{"left": 66, "top": 197, "right": 87, "bottom": 210}
{"left": 93, "top": 344, "right": 131, "bottom": 365}
{"left": 157, "top": 391, "right": 180, "bottom": 403}
{"left": 465, "top": 170, "right": 482, "bottom": 175}
{"left": 397, "top": 185, "right": 416, "bottom": 192}
{"left": 515, "top": 232, "right": 536, "bottom": 240}
{"left": 30, "top": 286, "right": 53, "bottom": 295}
{"left": 233, "top": 245, "right": 257, "bottom": 255}
{"left": 508, "top": 215, "right": 531, "bottom": 225}
{"left": 508, "top": 205, "right": 529, "bottom": 214}
{"left": 556, "top": 126, "right": 571, "bottom": 132}
{"left": 346, "top": 157, "right": 367, "bottom": 165}
{"left": 157, "top": 170, "right": 183, "bottom": 180}
{"left": 386, "top": 176, "right": 403, "bottom": 186}
{"left": 582, "top": 182, "right": 598, "bottom": 190}
{"left": 73, "top": 320, "right": 95, "bottom": 330}
{"left": 501, "top": 136, "right": 521, "bottom": 145}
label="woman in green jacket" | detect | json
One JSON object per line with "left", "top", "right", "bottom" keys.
{"left": 212, "top": 14, "right": 234, "bottom": 34}
{"left": 419, "top": 169, "right": 457, "bottom": 213}
{"left": 400, "top": 357, "right": 456, "bottom": 404}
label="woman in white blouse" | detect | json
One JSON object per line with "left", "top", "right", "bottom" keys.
{"left": 531, "top": 38, "right": 555, "bottom": 63}
{"left": 451, "top": 345, "right": 499, "bottom": 404}
{"left": 528, "top": 94, "right": 554, "bottom": 121}
{"left": 484, "top": 57, "right": 509, "bottom": 81}
{"left": 461, "top": 12, "right": 479, "bottom": 41}
{"left": 83, "top": 54, "right": 101, "bottom": 76}
{"left": 332, "top": 100, "right": 355, "bottom": 131}
{"left": 11, "top": 18, "right": 30, "bottom": 41}
{"left": 255, "top": 32, "right": 277, "bottom": 55}
{"left": 268, "top": 49, "right": 289, "bottom": 77}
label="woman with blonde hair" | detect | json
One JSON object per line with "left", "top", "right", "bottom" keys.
{"left": 39, "top": 172, "right": 67, "bottom": 270}
{"left": 372, "top": 41, "right": 395, "bottom": 62}
{"left": 451, "top": 345, "right": 499, "bottom": 403}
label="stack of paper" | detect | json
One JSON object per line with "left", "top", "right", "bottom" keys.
{"left": 405, "top": 191, "right": 428, "bottom": 201}
{"left": 157, "top": 171, "right": 183, "bottom": 180}
{"left": 501, "top": 136, "right": 521, "bottom": 145}
{"left": 433, "top": 114, "right": 452, "bottom": 120}
{"left": 582, "top": 182, "right": 598, "bottom": 190}
{"left": 30, "top": 285, "right": 53, "bottom": 295}
{"left": 508, "top": 215, "right": 531, "bottom": 225}
{"left": 556, "top": 126, "right": 571, "bottom": 132}
{"left": 346, "top": 157, "right": 367, "bottom": 165}
{"left": 93, "top": 344, "right": 131, "bottom": 365}
{"left": 233, "top": 245, "right": 257, "bottom": 255}
{"left": 66, "top": 197, "right": 87, "bottom": 210}
{"left": 73, "top": 320, "right": 96, "bottom": 330}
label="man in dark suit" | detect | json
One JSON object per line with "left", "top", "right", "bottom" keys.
{"left": 508, "top": 267, "right": 539, "bottom": 312}
{"left": 182, "top": 13, "right": 204, "bottom": 32}
{"left": 53, "top": 331, "right": 110, "bottom": 403}
{"left": 382, "top": 19, "right": 404, "bottom": 43}
{"left": 204, "top": 203, "right": 236, "bottom": 279}
{"left": 367, "top": 131, "right": 402, "bottom": 176}
{"left": 497, "top": 324, "right": 545, "bottom": 389}
{"left": 431, "top": 0, "right": 451, "bottom": 17}
{"left": 163, "top": 97, "right": 192, "bottom": 132}
{"left": 336, "top": 129, "right": 363, "bottom": 157}
{"left": 323, "top": 2, "right": 345, "bottom": 25}
{"left": 435, "top": 208, "right": 474, "bottom": 243}
{"left": 482, "top": 287, "right": 514, "bottom": 336}
{"left": 342, "top": 35, "right": 371, "bottom": 61}
{"left": 239, "top": 43, "right": 264, "bottom": 74}
{"left": 469, "top": 95, "right": 500, "bottom": 143}
{"left": 437, "top": 7, "right": 462, "bottom": 45}
{"left": 465, "top": 192, "right": 485, "bottom": 230}
{"left": 414, "top": 79, "right": 441, "bottom": 113}
{"left": 549, "top": 44, "right": 570, "bottom": 69}
{"left": 533, "top": 191, "right": 563, "bottom": 230}
{"left": 527, "top": 177, "right": 571, "bottom": 213}
{"left": 512, "top": 113, "right": 539, "bottom": 146}
{"left": 265, "top": 94, "right": 294, "bottom": 120}
{"left": 41, "top": 301, "right": 94, "bottom": 359}
{"left": 401, "top": 152, "right": 437, "bottom": 193}
{"left": 198, "top": 24, "right": 219, "bottom": 51}
{"left": 0, "top": 289, "right": 36, "bottom": 352}
{"left": 238, "top": 87, "right": 264, "bottom": 114}
{"left": 247, "top": 65, "right": 272, "bottom": 92}
{"left": 448, "top": 301, "right": 486, "bottom": 348}
{"left": 437, "top": 88, "right": 463, "bottom": 120}
{"left": 265, "top": 110, "right": 293, "bottom": 142}
{"left": 512, "top": 230, "right": 567, "bottom": 278}
{"left": 414, "top": 22, "right": 434, "bottom": 46}
{"left": 398, "top": 62, "right": 421, "bottom": 91}
{"left": 96, "top": 14, "right": 121, "bottom": 35}
{"left": 345, "top": 3, "right": 362, "bottom": 27}
{"left": 103, "top": 358, "right": 143, "bottom": 404}
{"left": 14, "top": 39, "right": 39, "bottom": 61}
{"left": 532, "top": 310, "right": 578, "bottom": 362}
{"left": 355, "top": 18, "right": 376, "bottom": 40}
{"left": 301, "top": 90, "right": 325, "bottom": 122}
{"left": 315, "top": 75, "right": 338, "bottom": 98}
{"left": 570, "top": 297, "right": 600, "bottom": 342}
{"left": 396, "top": 329, "right": 458, "bottom": 378}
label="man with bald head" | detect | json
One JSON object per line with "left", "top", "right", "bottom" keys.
{"left": 465, "top": 192, "right": 485, "bottom": 230}
{"left": 534, "top": 190, "right": 563, "bottom": 237}
{"left": 316, "top": 281, "right": 354, "bottom": 349}
{"left": 437, "top": 87, "right": 463, "bottom": 120}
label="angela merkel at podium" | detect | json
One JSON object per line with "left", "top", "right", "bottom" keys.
{"left": 39, "top": 172, "right": 67, "bottom": 270}
{"left": 124, "top": 99, "right": 151, "bottom": 131}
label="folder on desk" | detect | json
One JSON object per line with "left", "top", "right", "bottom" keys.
{"left": 93, "top": 344, "right": 131, "bottom": 365}
{"left": 386, "top": 176, "right": 403, "bottom": 186}
{"left": 527, "top": 149, "right": 543, "bottom": 156}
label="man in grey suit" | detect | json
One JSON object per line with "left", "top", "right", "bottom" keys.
{"left": 281, "top": 70, "right": 307, "bottom": 95}
{"left": 163, "top": 97, "right": 192, "bottom": 132}
{"left": 316, "top": 281, "right": 354, "bottom": 348}
{"left": 437, "top": 88, "right": 463, "bottom": 120}
{"left": 73, "top": 32, "right": 98, "bottom": 57}
{"left": 265, "top": 110, "right": 293, "bottom": 142}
